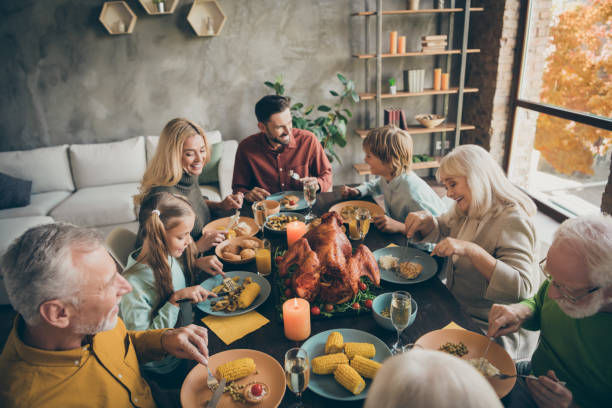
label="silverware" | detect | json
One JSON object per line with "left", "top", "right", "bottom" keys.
{"left": 207, "top": 376, "right": 225, "bottom": 407}
{"left": 479, "top": 336, "right": 494, "bottom": 372}
{"left": 228, "top": 209, "right": 240, "bottom": 230}
{"left": 222, "top": 277, "right": 239, "bottom": 293}
{"left": 206, "top": 365, "right": 219, "bottom": 390}
{"left": 489, "top": 373, "right": 566, "bottom": 386}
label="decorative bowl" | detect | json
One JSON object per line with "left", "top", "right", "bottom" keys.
{"left": 264, "top": 212, "right": 306, "bottom": 235}
{"left": 372, "top": 292, "right": 418, "bottom": 331}
{"left": 415, "top": 114, "right": 446, "bottom": 128}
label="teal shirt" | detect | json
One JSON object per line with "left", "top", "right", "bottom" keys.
{"left": 356, "top": 171, "right": 448, "bottom": 220}
{"left": 119, "top": 249, "right": 190, "bottom": 374}
{"left": 520, "top": 281, "right": 612, "bottom": 408}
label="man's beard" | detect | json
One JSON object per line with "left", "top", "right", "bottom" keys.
{"left": 555, "top": 290, "right": 607, "bottom": 319}
{"left": 72, "top": 306, "right": 119, "bottom": 335}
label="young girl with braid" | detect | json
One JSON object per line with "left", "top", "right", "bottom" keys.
{"left": 120, "top": 192, "right": 215, "bottom": 378}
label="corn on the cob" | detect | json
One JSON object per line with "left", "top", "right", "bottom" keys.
{"left": 334, "top": 364, "right": 365, "bottom": 395}
{"left": 344, "top": 342, "right": 376, "bottom": 359}
{"left": 350, "top": 355, "right": 381, "bottom": 379}
{"left": 325, "top": 331, "right": 344, "bottom": 354}
{"left": 238, "top": 282, "right": 261, "bottom": 308}
{"left": 312, "top": 353, "right": 349, "bottom": 375}
{"left": 216, "top": 357, "right": 256, "bottom": 381}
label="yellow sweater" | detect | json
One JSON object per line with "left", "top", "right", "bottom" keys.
{"left": 0, "top": 317, "right": 168, "bottom": 407}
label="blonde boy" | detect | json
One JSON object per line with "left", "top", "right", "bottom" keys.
{"left": 342, "top": 125, "right": 447, "bottom": 233}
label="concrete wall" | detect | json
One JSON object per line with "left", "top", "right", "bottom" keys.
{"left": 0, "top": 0, "right": 463, "bottom": 185}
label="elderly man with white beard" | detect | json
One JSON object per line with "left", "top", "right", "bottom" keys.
{"left": 487, "top": 215, "right": 612, "bottom": 408}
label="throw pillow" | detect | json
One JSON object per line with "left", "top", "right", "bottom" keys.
{"left": 0, "top": 172, "right": 32, "bottom": 209}
{"left": 198, "top": 142, "right": 223, "bottom": 184}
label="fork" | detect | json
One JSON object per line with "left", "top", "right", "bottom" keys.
{"left": 206, "top": 365, "right": 219, "bottom": 390}
{"left": 489, "top": 373, "right": 566, "bottom": 386}
{"left": 222, "top": 277, "right": 239, "bottom": 293}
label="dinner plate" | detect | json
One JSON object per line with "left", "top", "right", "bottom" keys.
{"left": 414, "top": 328, "right": 516, "bottom": 398}
{"left": 180, "top": 348, "right": 286, "bottom": 408}
{"left": 197, "top": 271, "right": 271, "bottom": 316}
{"left": 202, "top": 216, "right": 258, "bottom": 237}
{"left": 266, "top": 190, "right": 309, "bottom": 211}
{"left": 264, "top": 212, "right": 306, "bottom": 235}
{"left": 373, "top": 246, "right": 438, "bottom": 284}
{"left": 301, "top": 328, "right": 391, "bottom": 401}
{"left": 328, "top": 200, "right": 385, "bottom": 223}
{"left": 215, "top": 236, "right": 264, "bottom": 264}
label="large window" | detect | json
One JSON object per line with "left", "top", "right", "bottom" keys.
{"left": 507, "top": 0, "right": 612, "bottom": 218}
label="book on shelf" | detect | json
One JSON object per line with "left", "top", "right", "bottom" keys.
{"left": 422, "top": 35, "right": 447, "bottom": 40}
{"left": 422, "top": 46, "right": 447, "bottom": 52}
{"left": 384, "top": 109, "right": 408, "bottom": 130}
{"left": 421, "top": 40, "right": 447, "bottom": 46}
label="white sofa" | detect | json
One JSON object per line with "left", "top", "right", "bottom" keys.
{"left": 0, "top": 131, "right": 237, "bottom": 303}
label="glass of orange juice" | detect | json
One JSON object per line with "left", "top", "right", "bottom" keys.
{"left": 256, "top": 239, "right": 272, "bottom": 276}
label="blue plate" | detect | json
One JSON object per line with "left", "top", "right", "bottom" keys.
{"left": 372, "top": 246, "right": 438, "bottom": 284}
{"left": 196, "top": 271, "right": 271, "bottom": 316}
{"left": 266, "top": 190, "right": 308, "bottom": 211}
{"left": 301, "top": 328, "right": 391, "bottom": 401}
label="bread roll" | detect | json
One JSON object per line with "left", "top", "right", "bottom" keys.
{"left": 223, "top": 251, "right": 242, "bottom": 261}
{"left": 240, "top": 239, "right": 260, "bottom": 249}
{"left": 240, "top": 248, "right": 256, "bottom": 259}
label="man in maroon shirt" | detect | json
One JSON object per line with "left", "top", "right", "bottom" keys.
{"left": 232, "top": 95, "right": 333, "bottom": 202}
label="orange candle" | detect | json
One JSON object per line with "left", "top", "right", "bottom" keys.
{"left": 398, "top": 36, "right": 406, "bottom": 54}
{"left": 433, "top": 68, "right": 442, "bottom": 90}
{"left": 389, "top": 31, "right": 398, "bottom": 54}
{"left": 286, "top": 221, "right": 307, "bottom": 247}
{"left": 441, "top": 73, "right": 450, "bottom": 90}
{"left": 283, "top": 298, "right": 311, "bottom": 341}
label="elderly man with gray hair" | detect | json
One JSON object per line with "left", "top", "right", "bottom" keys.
{"left": 0, "top": 223, "right": 210, "bottom": 408}
{"left": 488, "top": 214, "right": 612, "bottom": 408}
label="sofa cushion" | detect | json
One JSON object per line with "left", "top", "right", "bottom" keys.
{"left": 198, "top": 142, "right": 224, "bottom": 184}
{"left": 0, "top": 216, "right": 55, "bottom": 256}
{"left": 0, "top": 191, "right": 71, "bottom": 219}
{"left": 145, "top": 130, "right": 222, "bottom": 163}
{"left": 0, "top": 145, "right": 74, "bottom": 193}
{"left": 0, "top": 172, "right": 32, "bottom": 209}
{"left": 199, "top": 184, "right": 221, "bottom": 202}
{"left": 50, "top": 183, "right": 139, "bottom": 227}
{"left": 70, "top": 137, "right": 146, "bottom": 189}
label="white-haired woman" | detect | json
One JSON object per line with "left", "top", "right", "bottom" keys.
{"left": 134, "top": 118, "right": 243, "bottom": 274}
{"left": 364, "top": 350, "right": 502, "bottom": 408}
{"left": 405, "top": 144, "right": 540, "bottom": 360}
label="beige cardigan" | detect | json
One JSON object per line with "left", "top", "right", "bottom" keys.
{"left": 421, "top": 204, "right": 541, "bottom": 360}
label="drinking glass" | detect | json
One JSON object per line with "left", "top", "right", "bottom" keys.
{"left": 390, "top": 291, "right": 412, "bottom": 354}
{"left": 255, "top": 239, "right": 271, "bottom": 277}
{"left": 252, "top": 201, "right": 266, "bottom": 237}
{"left": 303, "top": 180, "right": 318, "bottom": 222}
{"left": 285, "top": 347, "right": 310, "bottom": 408}
{"left": 355, "top": 208, "right": 371, "bottom": 241}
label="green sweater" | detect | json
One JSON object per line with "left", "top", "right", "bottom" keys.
{"left": 119, "top": 249, "right": 192, "bottom": 374}
{"left": 136, "top": 172, "right": 211, "bottom": 248}
{"left": 521, "top": 281, "right": 612, "bottom": 408}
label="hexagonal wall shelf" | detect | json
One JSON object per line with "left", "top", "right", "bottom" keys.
{"left": 187, "top": 0, "right": 226, "bottom": 37}
{"left": 138, "top": 0, "right": 179, "bottom": 15}
{"left": 99, "top": 1, "right": 137, "bottom": 35}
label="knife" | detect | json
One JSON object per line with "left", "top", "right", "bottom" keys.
{"left": 207, "top": 377, "right": 226, "bottom": 408}
{"left": 177, "top": 292, "right": 230, "bottom": 303}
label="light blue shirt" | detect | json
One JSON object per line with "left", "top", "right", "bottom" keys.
{"left": 356, "top": 171, "right": 448, "bottom": 221}
{"left": 119, "top": 249, "right": 190, "bottom": 374}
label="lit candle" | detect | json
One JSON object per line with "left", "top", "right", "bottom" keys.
{"left": 283, "top": 298, "right": 311, "bottom": 341}
{"left": 389, "top": 31, "right": 398, "bottom": 54}
{"left": 398, "top": 36, "right": 406, "bottom": 54}
{"left": 286, "top": 221, "right": 307, "bottom": 247}
{"left": 433, "top": 68, "right": 442, "bottom": 90}
{"left": 441, "top": 73, "right": 450, "bottom": 90}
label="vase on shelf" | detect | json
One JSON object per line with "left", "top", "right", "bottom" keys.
{"left": 156, "top": 1, "right": 165, "bottom": 13}
{"left": 437, "top": 0, "right": 444, "bottom": 9}
{"left": 408, "top": 0, "right": 419, "bottom": 10}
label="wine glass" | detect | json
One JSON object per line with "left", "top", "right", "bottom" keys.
{"left": 303, "top": 180, "right": 318, "bottom": 222}
{"left": 252, "top": 201, "right": 266, "bottom": 238}
{"left": 285, "top": 347, "right": 310, "bottom": 408}
{"left": 355, "top": 208, "right": 371, "bottom": 242}
{"left": 390, "top": 291, "right": 412, "bottom": 354}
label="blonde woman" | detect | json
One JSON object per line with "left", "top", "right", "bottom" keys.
{"left": 134, "top": 118, "right": 243, "bottom": 275}
{"left": 364, "top": 350, "right": 502, "bottom": 408}
{"left": 405, "top": 144, "right": 540, "bottom": 360}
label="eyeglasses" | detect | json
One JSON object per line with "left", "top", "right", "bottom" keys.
{"left": 539, "top": 258, "right": 600, "bottom": 303}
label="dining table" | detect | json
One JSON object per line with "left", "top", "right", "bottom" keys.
{"left": 191, "top": 188, "right": 536, "bottom": 408}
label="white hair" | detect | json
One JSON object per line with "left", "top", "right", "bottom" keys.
{"left": 364, "top": 349, "right": 502, "bottom": 408}
{"left": 552, "top": 214, "right": 612, "bottom": 288}
{"left": 1, "top": 223, "right": 104, "bottom": 325}
{"left": 437, "top": 145, "right": 536, "bottom": 219}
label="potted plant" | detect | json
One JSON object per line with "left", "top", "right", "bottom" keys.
{"left": 389, "top": 77, "right": 397, "bottom": 95}
{"left": 152, "top": 0, "right": 165, "bottom": 13}
{"left": 264, "top": 73, "right": 359, "bottom": 164}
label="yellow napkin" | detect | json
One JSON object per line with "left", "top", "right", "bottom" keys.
{"left": 201, "top": 311, "right": 270, "bottom": 345}
{"left": 442, "top": 321, "right": 467, "bottom": 331}
{"left": 386, "top": 243, "right": 398, "bottom": 247}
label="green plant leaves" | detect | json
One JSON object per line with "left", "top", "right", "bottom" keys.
{"left": 317, "top": 105, "right": 331, "bottom": 112}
